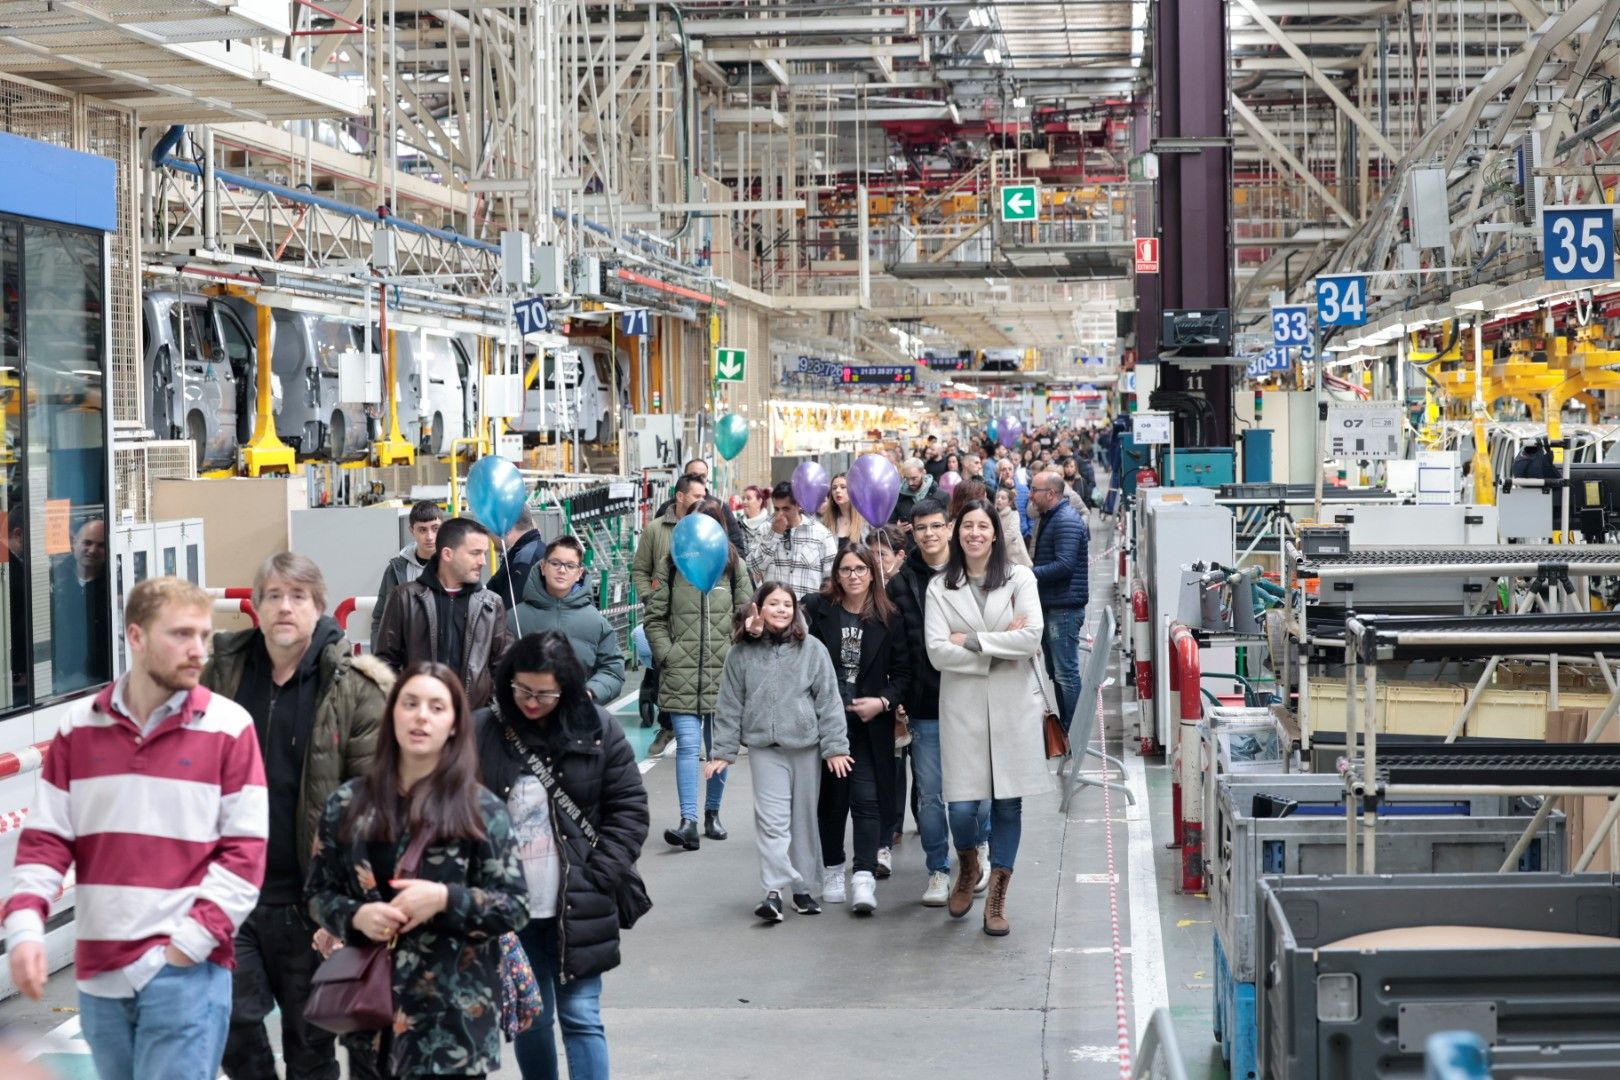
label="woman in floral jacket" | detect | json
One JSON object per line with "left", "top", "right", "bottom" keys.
{"left": 307, "top": 662, "right": 529, "bottom": 1078}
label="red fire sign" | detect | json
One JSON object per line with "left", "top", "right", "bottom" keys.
{"left": 1135, "top": 237, "right": 1159, "bottom": 274}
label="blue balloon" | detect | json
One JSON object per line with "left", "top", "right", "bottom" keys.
{"left": 671, "top": 512, "right": 730, "bottom": 592}
{"left": 466, "top": 455, "right": 527, "bottom": 536}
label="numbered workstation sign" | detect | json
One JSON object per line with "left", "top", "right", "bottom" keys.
{"left": 1542, "top": 205, "right": 1616, "bottom": 281}
{"left": 1315, "top": 274, "right": 1368, "bottom": 327}
{"left": 1271, "top": 305, "right": 1311, "bottom": 348}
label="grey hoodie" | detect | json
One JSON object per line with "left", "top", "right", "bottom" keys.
{"left": 711, "top": 633, "right": 849, "bottom": 763}
{"left": 370, "top": 542, "right": 428, "bottom": 645}
{"left": 508, "top": 571, "right": 627, "bottom": 702}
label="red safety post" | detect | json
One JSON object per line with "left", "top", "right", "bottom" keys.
{"left": 1169, "top": 622, "right": 1205, "bottom": 893}
{"left": 213, "top": 598, "right": 258, "bottom": 627}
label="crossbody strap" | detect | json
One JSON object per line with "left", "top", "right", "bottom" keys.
{"left": 503, "top": 724, "right": 600, "bottom": 848}
{"left": 397, "top": 825, "right": 433, "bottom": 879}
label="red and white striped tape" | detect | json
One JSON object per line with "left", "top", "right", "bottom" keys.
{"left": 0, "top": 807, "right": 27, "bottom": 835}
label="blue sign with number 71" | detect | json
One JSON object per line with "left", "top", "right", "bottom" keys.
{"left": 1542, "top": 206, "right": 1615, "bottom": 282}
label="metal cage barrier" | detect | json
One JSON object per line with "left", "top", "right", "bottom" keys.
{"left": 1134, "top": 1007, "right": 1191, "bottom": 1080}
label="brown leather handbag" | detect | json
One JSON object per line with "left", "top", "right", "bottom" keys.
{"left": 304, "top": 829, "right": 432, "bottom": 1035}
{"left": 1031, "top": 655, "right": 1070, "bottom": 759}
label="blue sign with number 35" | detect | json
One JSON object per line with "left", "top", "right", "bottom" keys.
{"left": 1542, "top": 206, "right": 1615, "bottom": 282}
{"left": 1316, "top": 274, "right": 1367, "bottom": 328}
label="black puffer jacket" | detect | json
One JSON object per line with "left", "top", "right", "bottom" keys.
{"left": 886, "top": 545, "right": 945, "bottom": 720}
{"left": 474, "top": 697, "right": 649, "bottom": 982}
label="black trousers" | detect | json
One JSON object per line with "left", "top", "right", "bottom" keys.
{"left": 817, "top": 711, "right": 897, "bottom": 873}
{"left": 222, "top": 904, "right": 380, "bottom": 1080}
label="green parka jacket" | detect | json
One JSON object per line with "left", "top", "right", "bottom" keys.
{"left": 642, "top": 550, "right": 752, "bottom": 715}
{"left": 201, "top": 622, "right": 392, "bottom": 874}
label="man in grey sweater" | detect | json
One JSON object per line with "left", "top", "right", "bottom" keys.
{"left": 369, "top": 500, "right": 442, "bottom": 647}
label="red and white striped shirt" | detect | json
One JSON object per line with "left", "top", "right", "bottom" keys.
{"left": 2, "top": 679, "right": 267, "bottom": 995}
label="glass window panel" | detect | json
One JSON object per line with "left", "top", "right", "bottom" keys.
{"left": 25, "top": 221, "right": 109, "bottom": 700}
{"left": 0, "top": 221, "right": 24, "bottom": 711}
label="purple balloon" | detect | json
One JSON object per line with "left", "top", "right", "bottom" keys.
{"left": 791, "top": 461, "right": 830, "bottom": 516}
{"left": 847, "top": 453, "right": 901, "bottom": 525}
{"left": 997, "top": 414, "right": 1024, "bottom": 449}
{"left": 938, "top": 470, "right": 962, "bottom": 495}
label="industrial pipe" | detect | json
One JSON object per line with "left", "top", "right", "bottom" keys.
{"left": 1168, "top": 622, "right": 1205, "bottom": 893}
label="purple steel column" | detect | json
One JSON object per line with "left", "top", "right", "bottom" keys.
{"left": 1149, "top": 0, "right": 1233, "bottom": 447}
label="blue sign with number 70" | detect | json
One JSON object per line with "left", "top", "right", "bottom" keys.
{"left": 1542, "top": 206, "right": 1615, "bottom": 282}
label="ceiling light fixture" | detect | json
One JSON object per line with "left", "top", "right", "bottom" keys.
{"left": 968, "top": 7, "right": 990, "bottom": 28}
{"left": 984, "top": 47, "right": 1002, "bottom": 65}
{"left": 1012, "top": 95, "right": 1026, "bottom": 108}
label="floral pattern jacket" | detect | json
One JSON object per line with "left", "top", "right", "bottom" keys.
{"left": 306, "top": 779, "right": 530, "bottom": 1077}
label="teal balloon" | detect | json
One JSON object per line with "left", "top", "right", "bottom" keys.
{"left": 466, "top": 455, "right": 527, "bottom": 535}
{"left": 987, "top": 419, "right": 999, "bottom": 443}
{"left": 715, "top": 414, "right": 749, "bottom": 461}
{"left": 671, "top": 512, "right": 729, "bottom": 592}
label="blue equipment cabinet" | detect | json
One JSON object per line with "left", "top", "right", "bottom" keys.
{"left": 1241, "top": 429, "right": 1273, "bottom": 483}
{"left": 1168, "top": 448, "right": 1236, "bottom": 488}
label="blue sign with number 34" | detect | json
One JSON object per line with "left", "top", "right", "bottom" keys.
{"left": 1542, "top": 206, "right": 1615, "bottom": 282}
{"left": 1316, "top": 274, "right": 1368, "bottom": 327}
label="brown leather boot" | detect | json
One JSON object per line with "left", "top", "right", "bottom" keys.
{"left": 983, "top": 867, "right": 1012, "bottom": 936}
{"left": 948, "top": 847, "right": 980, "bottom": 918}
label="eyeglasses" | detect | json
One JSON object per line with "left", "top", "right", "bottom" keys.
{"left": 913, "top": 522, "right": 949, "bottom": 533}
{"left": 837, "top": 565, "right": 871, "bottom": 577}
{"left": 544, "top": 559, "right": 582, "bottom": 572}
{"left": 511, "top": 684, "right": 562, "bottom": 705}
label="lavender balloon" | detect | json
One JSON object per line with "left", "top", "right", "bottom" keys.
{"left": 791, "top": 460, "right": 830, "bottom": 516}
{"left": 847, "top": 453, "right": 901, "bottom": 525}
{"left": 997, "top": 414, "right": 1024, "bottom": 449}
{"left": 938, "top": 470, "right": 962, "bottom": 495}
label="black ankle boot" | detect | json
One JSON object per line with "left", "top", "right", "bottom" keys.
{"left": 704, "top": 810, "right": 728, "bottom": 840}
{"left": 664, "top": 819, "right": 700, "bottom": 850}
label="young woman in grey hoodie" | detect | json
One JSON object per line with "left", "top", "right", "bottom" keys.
{"left": 707, "top": 582, "right": 853, "bottom": 923}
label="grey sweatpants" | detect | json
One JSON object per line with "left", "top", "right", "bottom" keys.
{"left": 748, "top": 745, "right": 825, "bottom": 895}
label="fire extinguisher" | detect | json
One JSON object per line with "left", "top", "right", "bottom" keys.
{"left": 1135, "top": 466, "right": 1160, "bottom": 490}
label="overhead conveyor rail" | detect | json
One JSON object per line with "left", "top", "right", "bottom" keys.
{"left": 1299, "top": 544, "right": 1620, "bottom": 578}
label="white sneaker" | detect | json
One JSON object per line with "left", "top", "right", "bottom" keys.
{"left": 975, "top": 842, "right": 991, "bottom": 893}
{"left": 822, "top": 864, "right": 847, "bottom": 904}
{"left": 922, "top": 870, "right": 951, "bottom": 907}
{"left": 875, "top": 847, "right": 893, "bottom": 878}
{"left": 850, "top": 870, "right": 878, "bottom": 914}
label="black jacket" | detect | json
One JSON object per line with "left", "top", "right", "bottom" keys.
{"left": 474, "top": 698, "right": 649, "bottom": 982}
{"left": 374, "top": 558, "right": 515, "bottom": 709}
{"left": 886, "top": 546, "right": 944, "bottom": 720}
{"left": 800, "top": 593, "right": 911, "bottom": 718}
{"left": 488, "top": 529, "right": 546, "bottom": 609}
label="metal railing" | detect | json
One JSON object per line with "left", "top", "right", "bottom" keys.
{"left": 1133, "top": 1008, "right": 1190, "bottom": 1080}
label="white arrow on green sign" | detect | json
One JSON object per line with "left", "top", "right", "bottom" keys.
{"left": 715, "top": 347, "right": 746, "bottom": 382}
{"left": 1000, "top": 184, "right": 1038, "bottom": 222}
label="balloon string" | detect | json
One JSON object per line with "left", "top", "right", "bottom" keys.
{"left": 501, "top": 538, "right": 523, "bottom": 635}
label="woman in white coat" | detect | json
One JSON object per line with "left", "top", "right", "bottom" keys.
{"left": 924, "top": 498, "right": 1051, "bottom": 937}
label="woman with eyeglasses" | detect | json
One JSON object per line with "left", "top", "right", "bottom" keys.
{"left": 474, "top": 633, "right": 650, "bottom": 1080}
{"left": 819, "top": 472, "right": 868, "bottom": 545}
{"left": 708, "top": 583, "right": 852, "bottom": 922}
{"left": 508, "top": 536, "right": 627, "bottom": 703}
{"left": 923, "top": 498, "right": 1051, "bottom": 937}
{"left": 644, "top": 496, "right": 752, "bottom": 851}
{"left": 305, "top": 663, "right": 529, "bottom": 1079}
{"left": 802, "top": 543, "right": 911, "bottom": 913}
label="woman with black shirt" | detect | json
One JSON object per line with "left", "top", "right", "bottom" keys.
{"left": 803, "top": 543, "right": 911, "bottom": 914}
{"left": 474, "top": 633, "right": 650, "bottom": 1080}
{"left": 306, "top": 663, "right": 529, "bottom": 1079}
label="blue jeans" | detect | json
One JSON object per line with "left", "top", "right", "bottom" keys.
{"left": 908, "top": 719, "right": 987, "bottom": 873}
{"left": 948, "top": 798, "right": 1024, "bottom": 871}
{"left": 671, "top": 712, "right": 726, "bottom": 821}
{"left": 80, "top": 961, "right": 232, "bottom": 1080}
{"left": 1043, "top": 606, "right": 1085, "bottom": 733}
{"left": 513, "top": 918, "right": 608, "bottom": 1080}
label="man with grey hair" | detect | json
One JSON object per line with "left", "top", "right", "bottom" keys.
{"left": 203, "top": 552, "right": 393, "bottom": 1080}
{"left": 892, "top": 456, "right": 937, "bottom": 525}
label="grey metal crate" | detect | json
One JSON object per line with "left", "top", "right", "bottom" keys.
{"left": 1211, "top": 775, "right": 1566, "bottom": 984}
{"left": 1257, "top": 874, "right": 1620, "bottom": 1080}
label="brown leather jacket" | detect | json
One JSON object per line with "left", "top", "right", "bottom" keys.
{"left": 373, "top": 561, "right": 514, "bottom": 709}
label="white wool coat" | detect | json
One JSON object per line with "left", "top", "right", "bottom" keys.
{"left": 924, "top": 563, "right": 1054, "bottom": 802}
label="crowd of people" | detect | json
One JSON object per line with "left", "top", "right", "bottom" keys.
{"left": 1, "top": 415, "right": 1105, "bottom": 1080}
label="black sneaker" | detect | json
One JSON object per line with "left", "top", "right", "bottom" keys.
{"left": 754, "top": 892, "right": 785, "bottom": 923}
{"left": 791, "top": 892, "right": 822, "bottom": 915}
